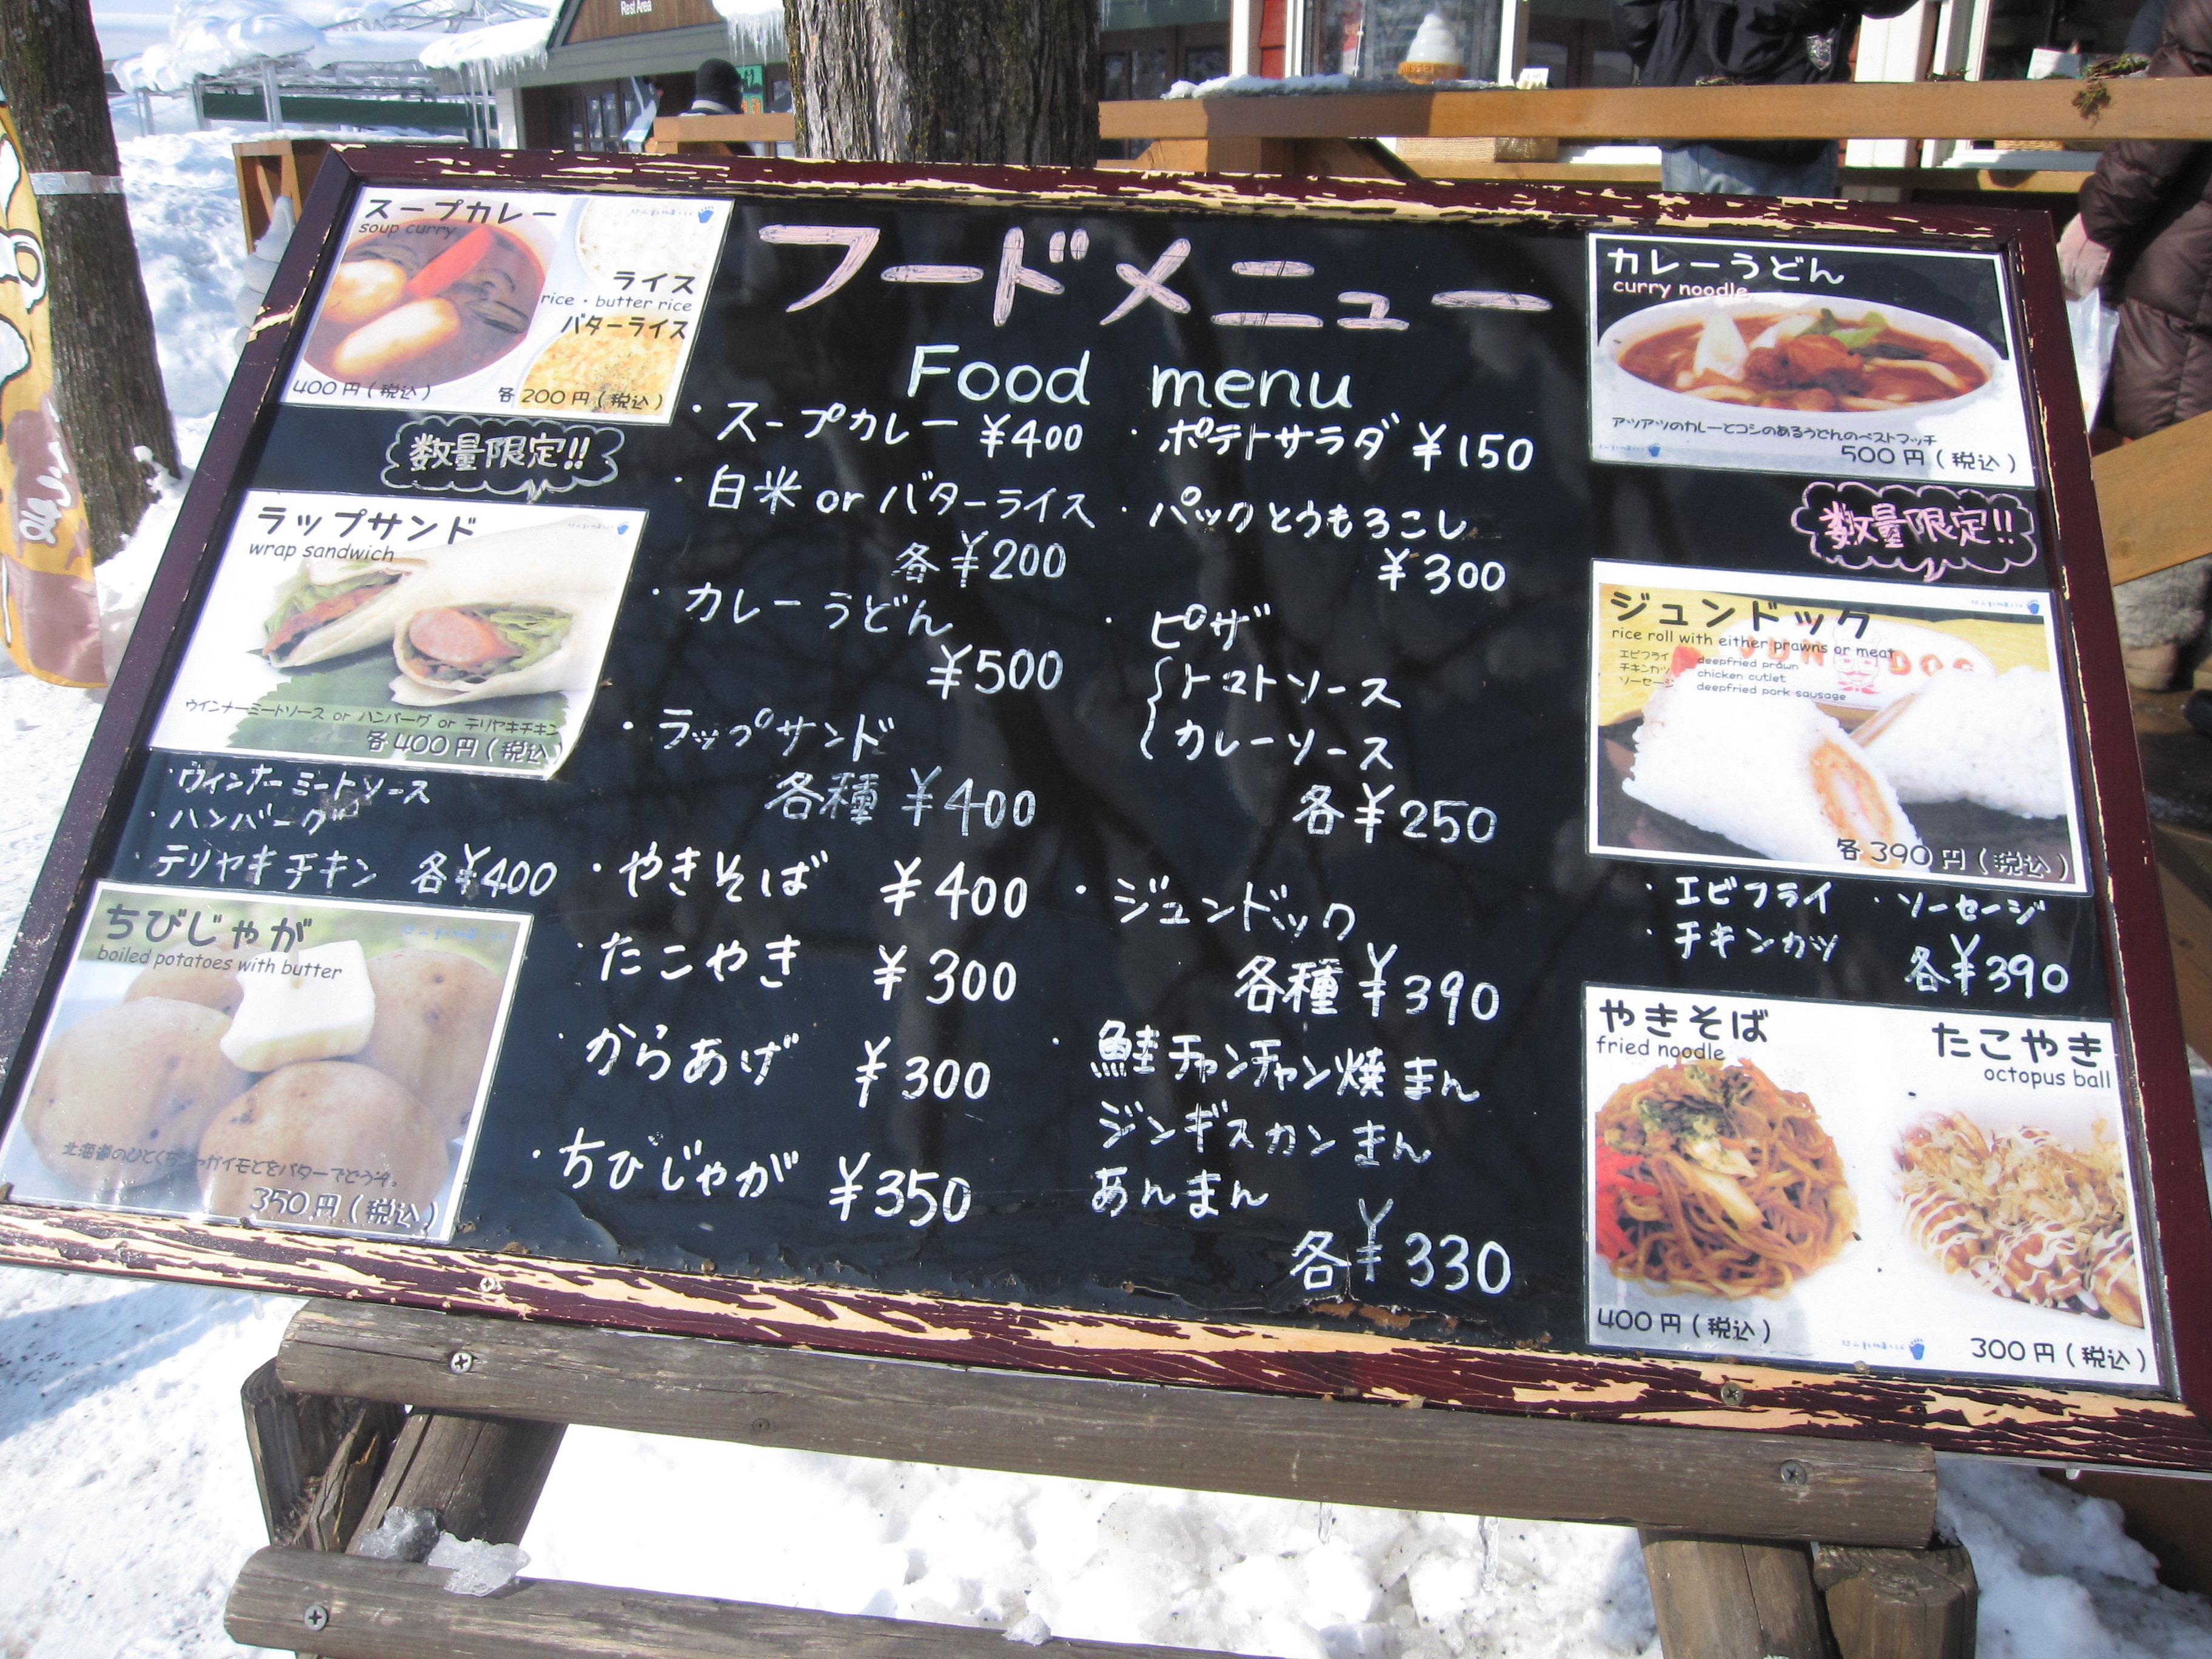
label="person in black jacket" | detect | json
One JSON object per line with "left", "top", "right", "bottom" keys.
{"left": 2056, "top": 0, "right": 2212, "bottom": 688}
{"left": 1612, "top": 0, "right": 1917, "bottom": 196}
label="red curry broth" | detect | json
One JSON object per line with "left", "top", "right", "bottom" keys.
{"left": 1616, "top": 311, "right": 1989, "bottom": 413}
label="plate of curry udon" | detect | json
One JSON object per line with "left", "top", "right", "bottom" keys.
{"left": 1595, "top": 292, "right": 2003, "bottom": 422}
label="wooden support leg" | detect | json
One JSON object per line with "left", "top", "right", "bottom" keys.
{"left": 1811, "top": 1543, "right": 1977, "bottom": 1659}
{"left": 349, "top": 1410, "right": 565, "bottom": 1552}
{"left": 240, "top": 1360, "right": 403, "bottom": 1549}
{"left": 1640, "top": 1530, "right": 1837, "bottom": 1659}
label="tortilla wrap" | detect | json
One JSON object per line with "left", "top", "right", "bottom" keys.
{"left": 264, "top": 559, "right": 427, "bottom": 668}
{"left": 384, "top": 516, "right": 629, "bottom": 707}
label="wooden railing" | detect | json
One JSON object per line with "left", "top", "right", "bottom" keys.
{"left": 649, "top": 78, "right": 2212, "bottom": 153}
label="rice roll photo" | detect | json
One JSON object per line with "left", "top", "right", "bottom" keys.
{"left": 261, "top": 558, "right": 426, "bottom": 668}
{"left": 1851, "top": 665, "right": 2070, "bottom": 819}
{"left": 1623, "top": 664, "right": 1922, "bottom": 870}
{"left": 385, "top": 515, "right": 629, "bottom": 708}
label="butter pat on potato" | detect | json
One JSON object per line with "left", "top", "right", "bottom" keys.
{"left": 221, "top": 939, "right": 377, "bottom": 1072}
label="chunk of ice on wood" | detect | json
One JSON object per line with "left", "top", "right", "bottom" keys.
{"left": 1004, "top": 1613, "right": 1051, "bottom": 1645}
{"left": 354, "top": 1506, "right": 438, "bottom": 1563}
{"left": 427, "top": 1532, "right": 529, "bottom": 1597}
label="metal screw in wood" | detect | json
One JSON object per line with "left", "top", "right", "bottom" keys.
{"left": 1779, "top": 1460, "right": 1809, "bottom": 1489}
{"left": 1720, "top": 1382, "right": 1746, "bottom": 1407}
{"left": 302, "top": 1603, "right": 328, "bottom": 1631}
{"left": 449, "top": 1351, "right": 474, "bottom": 1374}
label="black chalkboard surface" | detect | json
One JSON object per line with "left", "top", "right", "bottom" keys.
{"left": 4, "top": 148, "right": 2209, "bottom": 1470}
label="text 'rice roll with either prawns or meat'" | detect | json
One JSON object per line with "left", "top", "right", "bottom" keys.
{"left": 1623, "top": 660, "right": 1921, "bottom": 870}
{"left": 385, "top": 516, "right": 628, "bottom": 707}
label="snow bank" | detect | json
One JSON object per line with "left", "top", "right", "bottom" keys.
{"left": 118, "top": 0, "right": 557, "bottom": 93}
{"left": 121, "top": 130, "right": 258, "bottom": 464}
{"left": 1938, "top": 1460, "right": 2212, "bottom": 1658}
{"left": 0, "top": 1265, "right": 299, "bottom": 1659}
{"left": 521, "top": 1430, "right": 1661, "bottom": 1659}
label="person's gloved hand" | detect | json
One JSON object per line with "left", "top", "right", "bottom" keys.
{"left": 2059, "top": 215, "right": 2113, "bottom": 300}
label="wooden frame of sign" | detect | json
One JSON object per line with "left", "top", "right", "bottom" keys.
{"left": 3, "top": 143, "right": 2208, "bottom": 1493}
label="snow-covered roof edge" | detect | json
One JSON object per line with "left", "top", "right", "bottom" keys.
{"left": 418, "top": 12, "right": 555, "bottom": 71}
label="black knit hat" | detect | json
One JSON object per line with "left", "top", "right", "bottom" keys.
{"left": 694, "top": 58, "right": 744, "bottom": 109}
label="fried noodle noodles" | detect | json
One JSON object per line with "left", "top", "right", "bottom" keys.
{"left": 1595, "top": 1059, "right": 1855, "bottom": 1299}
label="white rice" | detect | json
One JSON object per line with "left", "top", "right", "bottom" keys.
{"left": 1623, "top": 668, "right": 1922, "bottom": 868}
{"left": 1852, "top": 665, "right": 2071, "bottom": 819}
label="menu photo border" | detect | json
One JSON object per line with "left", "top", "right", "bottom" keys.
{"left": 0, "top": 147, "right": 2207, "bottom": 1470}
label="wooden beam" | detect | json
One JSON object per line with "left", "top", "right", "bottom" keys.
{"left": 1168, "top": 79, "right": 2204, "bottom": 141}
{"left": 1811, "top": 1543, "right": 1977, "bottom": 1659}
{"left": 2156, "top": 862, "right": 2212, "bottom": 1063}
{"left": 351, "top": 1410, "right": 565, "bottom": 1553}
{"left": 276, "top": 1303, "right": 1936, "bottom": 1546}
{"left": 2096, "top": 410, "right": 2212, "bottom": 586}
{"left": 295, "top": 1402, "right": 406, "bottom": 1555}
{"left": 226, "top": 1546, "right": 1246, "bottom": 1659}
{"left": 1640, "top": 1533, "right": 1835, "bottom": 1659}
{"left": 651, "top": 81, "right": 2208, "bottom": 154}
{"left": 242, "top": 1361, "right": 372, "bottom": 1545}
{"left": 649, "top": 112, "right": 794, "bottom": 147}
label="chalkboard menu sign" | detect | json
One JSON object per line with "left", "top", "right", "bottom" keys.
{"left": 5, "top": 148, "right": 2210, "bottom": 1470}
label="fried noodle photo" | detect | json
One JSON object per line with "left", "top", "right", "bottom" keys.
{"left": 1595, "top": 1059, "right": 1857, "bottom": 1299}
{"left": 1895, "top": 1111, "right": 2143, "bottom": 1326}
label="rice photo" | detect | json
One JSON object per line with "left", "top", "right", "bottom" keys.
{"left": 1589, "top": 561, "right": 2085, "bottom": 890}
{"left": 285, "top": 187, "right": 727, "bottom": 425}
{"left": 1621, "top": 662, "right": 1922, "bottom": 871}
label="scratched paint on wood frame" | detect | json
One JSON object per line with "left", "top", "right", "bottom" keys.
{"left": 0, "top": 148, "right": 2204, "bottom": 1466}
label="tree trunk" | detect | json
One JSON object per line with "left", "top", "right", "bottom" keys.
{"left": 0, "top": 0, "right": 176, "bottom": 560}
{"left": 786, "top": 0, "right": 1098, "bottom": 166}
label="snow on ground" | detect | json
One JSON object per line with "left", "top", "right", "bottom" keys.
{"left": 5, "top": 120, "right": 2212, "bottom": 1659}
{"left": 123, "top": 130, "right": 256, "bottom": 466}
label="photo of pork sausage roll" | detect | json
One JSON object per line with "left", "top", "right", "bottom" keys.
{"left": 1622, "top": 662, "right": 1922, "bottom": 871}
{"left": 261, "top": 558, "right": 426, "bottom": 668}
{"left": 384, "top": 516, "right": 628, "bottom": 708}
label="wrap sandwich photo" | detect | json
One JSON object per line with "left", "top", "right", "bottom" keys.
{"left": 260, "top": 558, "right": 428, "bottom": 668}
{"left": 149, "top": 493, "right": 646, "bottom": 781}
{"left": 383, "top": 515, "right": 629, "bottom": 708}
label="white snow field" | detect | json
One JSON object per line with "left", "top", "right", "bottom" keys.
{"left": 4, "top": 126, "right": 2212, "bottom": 1659}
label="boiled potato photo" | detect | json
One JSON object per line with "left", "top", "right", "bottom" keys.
{"left": 24, "top": 999, "right": 249, "bottom": 1199}
{"left": 197, "top": 1060, "right": 449, "bottom": 1230}
{"left": 358, "top": 949, "right": 501, "bottom": 1136}
{"left": 123, "top": 942, "right": 256, "bottom": 1019}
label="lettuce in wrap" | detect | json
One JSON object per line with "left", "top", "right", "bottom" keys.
{"left": 384, "top": 517, "right": 629, "bottom": 708}
{"left": 261, "top": 560, "right": 423, "bottom": 668}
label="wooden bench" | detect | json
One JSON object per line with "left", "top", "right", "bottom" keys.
{"left": 223, "top": 1300, "right": 1974, "bottom": 1659}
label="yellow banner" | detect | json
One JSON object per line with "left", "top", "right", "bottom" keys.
{"left": 0, "top": 101, "right": 102, "bottom": 688}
